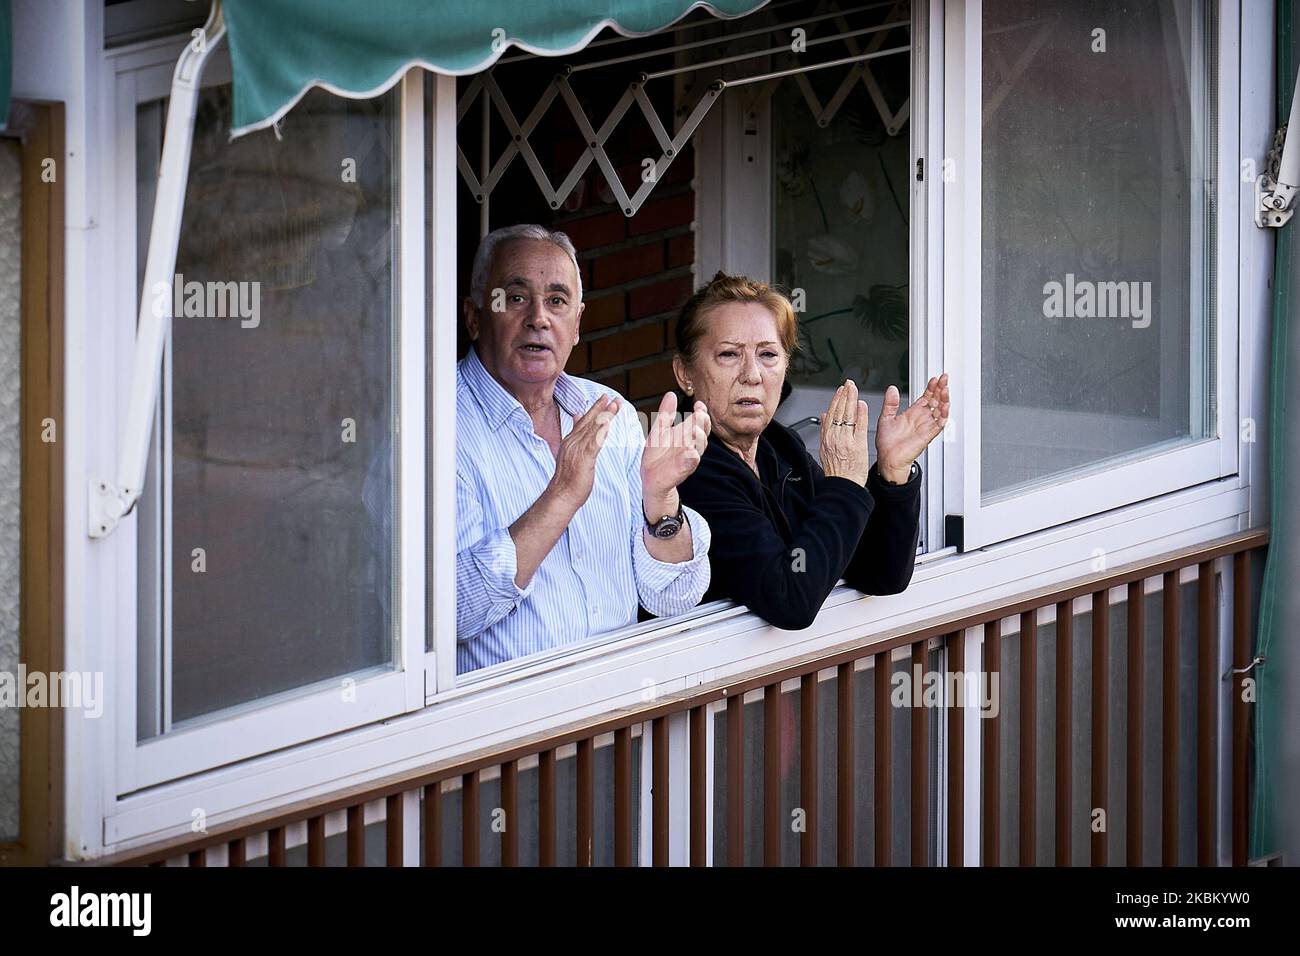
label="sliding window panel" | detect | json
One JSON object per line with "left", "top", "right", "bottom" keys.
{"left": 121, "top": 49, "right": 426, "bottom": 788}
{"left": 943, "top": 0, "right": 1238, "bottom": 549}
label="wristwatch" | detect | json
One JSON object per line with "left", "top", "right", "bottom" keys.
{"left": 644, "top": 505, "right": 687, "bottom": 539}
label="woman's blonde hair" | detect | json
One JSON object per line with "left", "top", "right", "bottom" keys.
{"left": 673, "top": 271, "right": 799, "bottom": 360}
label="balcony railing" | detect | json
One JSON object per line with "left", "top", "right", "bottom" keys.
{"left": 106, "top": 528, "right": 1268, "bottom": 867}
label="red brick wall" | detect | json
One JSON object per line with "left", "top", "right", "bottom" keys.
{"left": 555, "top": 152, "right": 696, "bottom": 414}
{"left": 461, "top": 68, "right": 699, "bottom": 415}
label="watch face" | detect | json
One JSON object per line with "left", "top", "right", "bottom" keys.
{"left": 651, "top": 515, "right": 683, "bottom": 538}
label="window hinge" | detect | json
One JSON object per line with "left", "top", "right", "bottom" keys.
{"left": 88, "top": 478, "right": 134, "bottom": 539}
{"left": 916, "top": 157, "right": 924, "bottom": 182}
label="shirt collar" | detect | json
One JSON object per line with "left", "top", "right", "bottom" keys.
{"left": 463, "top": 344, "right": 591, "bottom": 428}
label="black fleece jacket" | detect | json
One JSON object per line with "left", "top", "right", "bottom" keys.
{"left": 677, "top": 418, "right": 923, "bottom": 630}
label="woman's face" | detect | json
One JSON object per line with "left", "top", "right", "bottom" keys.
{"left": 675, "top": 301, "right": 787, "bottom": 450}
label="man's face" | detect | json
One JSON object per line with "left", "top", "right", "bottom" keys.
{"left": 464, "top": 238, "right": 583, "bottom": 397}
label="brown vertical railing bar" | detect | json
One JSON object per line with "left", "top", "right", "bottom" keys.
{"left": 690, "top": 705, "right": 708, "bottom": 866}
{"left": 539, "top": 750, "right": 556, "bottom": 867}
{"left": 1231, "top": 551, "right": 1250, "bottom": 867}
{"left": 1091, "top": 589, "right": 1109, "bottom": 866}
{"left": 1162, "top": 570, "right": 1180, "bottom": 866}
{"left": 911, "top": 641, "right": 928, "bottom": 866}
{"left": 615, "top": 727, "right": 633, "bottom": 867}
{"left": 874, "top": 650, "right": 892, "bottom": 868}
{"left": 307, "top": 815, "right": 325, "bottom": 867}
{"left": 462, "top": 771, "right": 480, "bottom": 867}
{"left": 423, "top": 783, "right": 442, "bottom": 867}
{"left": 837, "top": 661, "right": 856, "bottom": 866}
{"left": 727, "top": 694, "right": 745, "bottom": 867}
{"left": 1197, "top": 560, "right": 1216, "bottom": 866}
{"left": 1020, "top": 609, "right": 1037, "bottom": 866}
{"left": 347, "top": 803, "right": 365, "bottom": 867}
{"left": 946, "top": 632, "right": 964, "bottom": 867}
{"left": 268, "top": 826, "right": 286, "bottom": 867}
{"left": 1055, "top": 601, "right": 1073, "bottom": 865}
{"left": 577, "top": 738, "right": 594, "bottom": 867}
{"left": 982, "top": 621, "right": 1000, "bottom": 867}
{"left": 227, "top": 837, "right": 246, "bottom": 867}
{"left": 800, "top": 673, "right": 818, "bottom": 867}
{"left": 386, "top": 794, "right": 403, "bottom": 867}
{"left": 763, "top": 684, "right": 781, "bottom": 867}
{"left": 188, "top": 849, "right": 205, "bottom": 867}
{"left": 1127, "top": 580, "right": 1145, "bottom": 866}
{"left": 653, "top": 717, "right": 669, "bottom": 866}
{"left": 501, "top": 760, "right": 518, "bottom": 867}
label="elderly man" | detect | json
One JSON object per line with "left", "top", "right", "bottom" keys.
{"left": 456, "top": 224, "right": 713, "bottom": 673}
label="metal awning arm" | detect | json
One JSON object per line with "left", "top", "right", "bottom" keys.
{"left": 1257, "top": 64, "right": 1300, "bottom": 228}
{"left": 89, "top": 0, "right": 226, "bottom": 538}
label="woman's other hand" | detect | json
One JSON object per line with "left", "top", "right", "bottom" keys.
{"left": 819, "top": 380, "right": 872, "bottom": 486}
{"left": 876, "top": 372, "right": 950, "bottom": 483}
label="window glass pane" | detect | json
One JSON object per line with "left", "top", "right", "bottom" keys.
{"left": 136, "top": 84, "right": 398, "bottom": 734}
{"left": 770, "top": 17, "right": 913, "bottom": 461}
{"left": 981, "top": 0, "right": 1216, "bottom": 499}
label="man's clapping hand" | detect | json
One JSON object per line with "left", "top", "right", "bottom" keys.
{"left": 640, "top": 391, "right": 711, "bottom": 514}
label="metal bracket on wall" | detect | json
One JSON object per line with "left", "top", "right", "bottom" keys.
{"left": 1256, "top": 67, "right": 1300, "bottom": 228}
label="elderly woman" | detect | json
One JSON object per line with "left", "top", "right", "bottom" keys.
{"left": 673, "top": 272, "right": 950, "bottom": 629}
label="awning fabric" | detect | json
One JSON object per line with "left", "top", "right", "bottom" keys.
{"left": 222, "top": 0, "right": 769, "bottom": 137}
{"left": 0, "top": 0, "right": 11, "bottom": 132}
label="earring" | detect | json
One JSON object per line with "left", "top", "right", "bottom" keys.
{"left": 686, "top": 384, "right": 693, "bottom": 394}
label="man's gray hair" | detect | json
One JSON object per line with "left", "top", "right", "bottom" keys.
{"left": 468, "top": 224, "right": 583, "bottom": 308}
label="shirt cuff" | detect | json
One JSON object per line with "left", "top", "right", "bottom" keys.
{"left": 868, "top": 460, "right": 922, "bottom": 500}
{"left": 472, "top": 527, "right": 535, "bottom": 607}
{"left": 633, "top": 503, "right": 712, "bottom": 592}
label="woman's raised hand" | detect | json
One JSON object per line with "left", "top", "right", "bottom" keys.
{"left": 875, "top": 372, "right": 950, "bottom": 483}
{"left": 819, "top": 380, "right": 872, "bottom": 486}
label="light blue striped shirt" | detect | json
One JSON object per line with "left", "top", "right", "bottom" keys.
{"left": 455, "top": 346, "right": 712, "bottom": 674}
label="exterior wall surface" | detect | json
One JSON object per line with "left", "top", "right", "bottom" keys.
{"left": 0, "top": 137, "right": 21, "bottom": 842}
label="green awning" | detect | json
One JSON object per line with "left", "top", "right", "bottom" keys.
{"left": 0, "top": 0, "right": 11, "bottom": 132}
{"left": 222, "top": 0, "right": 769, "bottom": 137}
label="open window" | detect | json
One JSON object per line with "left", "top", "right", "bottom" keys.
{"left": 693, "top": 0, "right": 926, "bottom": 538}
{"left": 448, "top": 0, "right": 925, "bottom": 684}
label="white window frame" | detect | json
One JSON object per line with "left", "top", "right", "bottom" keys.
{"left": 105, "top": 38, "right": 428, "bottom": 792}
{"left": 942, "top": 0, "right": 1241, "bottom": 550}
{"left": 71, "top": 0, "right": 1271, "bottom": 858}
